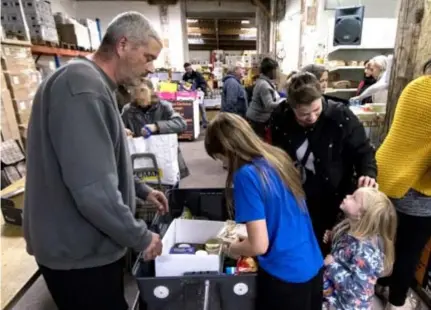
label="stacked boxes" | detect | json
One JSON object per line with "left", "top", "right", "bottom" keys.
{"left": 80, "top": 18, "right": 100, "bottom": 50}
{"left": 1, "top": 43, "right": 41, "bottom": 132}
{"left": 1, "top": 0, "right": 59, "bottom": 43}
{"left": 1, "top": 74, "right": 21, "bottom": 143}
{"left": 54, "top": 13, "right": 92, "bottom": 50}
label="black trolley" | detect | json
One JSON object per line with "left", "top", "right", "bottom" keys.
{"left": 131, "top": 188, "right": 257, "bottom": 310}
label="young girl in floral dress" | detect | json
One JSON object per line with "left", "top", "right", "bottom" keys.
{"left": 323, "top": 187, "right": 397, "bottom": 310}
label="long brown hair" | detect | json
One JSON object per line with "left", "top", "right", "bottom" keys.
{"left": 332, "top": 187, "right": 397, "bottom": 276}
{"left": 205, "top": 113, "right": 305, "bottom": 218}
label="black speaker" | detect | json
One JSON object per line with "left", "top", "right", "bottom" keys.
{"left": 333, "top": 6, "right": 365, "bottom": 46}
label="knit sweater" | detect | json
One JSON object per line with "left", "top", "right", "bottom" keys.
{"left": 376, "top": 76, "right": 431, "bottom": 199}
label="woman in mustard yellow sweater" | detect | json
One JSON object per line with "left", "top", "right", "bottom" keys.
{"left": 376, "top": 60, "right": 431, "bottom": 310}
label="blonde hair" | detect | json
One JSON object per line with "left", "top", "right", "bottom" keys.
{"left": 332, "top": 187, "right": 397, "bottom": 276}
{"left": 205, "top": 113, "right": 305, "bottom": 218}
{"left": 370, "top": 55, "right": 388, "bottom": 80}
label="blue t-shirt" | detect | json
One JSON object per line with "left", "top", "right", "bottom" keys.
{"left": 234, "top": 159, "right": 323, "bottom": 283}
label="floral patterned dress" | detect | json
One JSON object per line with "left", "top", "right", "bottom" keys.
{"left": 323, "top": 233, "right": 384, "bottom": 310}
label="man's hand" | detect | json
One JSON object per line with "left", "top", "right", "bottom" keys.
{"left": 146, "top": 124, "right": 158, "bottom": 133}
{"left": 143, "top": 232, "right": 163, "bottom": 261}
{"left": 146, "top": 190, "right": 169, "bottom": 214}
{"left": 358, "top": 176, "right": 378, "bottom": 189}
{"left": 324, "top": 254, "right": 335, "bottom": 266}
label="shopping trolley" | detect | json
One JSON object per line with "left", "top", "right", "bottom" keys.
{"left": 125, "top": 153, "right": 174, "bottom": 272}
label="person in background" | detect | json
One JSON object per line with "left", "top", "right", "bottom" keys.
{"left": 322, "top": 187, "right": 397, "bottom": 310}
{"left": 205, "top": 113, "right": 323, "bottom": 310}
{"left": 182, "top": 62, "right": 208, "bottom": 128}
{"left": 115, "top": 84, "right": 131, "bottom": 112}
{"left": 301, "top": 64, "right": 349, "bottom": 105}
{"left": 355, "top": 60, "right": 376, "bottom": 104}
{"left": 280, "top": 70, "right": 298, "bottom": 98}
{"left": 246, "top": 57, "right": 282, "bottom": 138}
{"left": 270, "top": 73, "right": 377, "bottom": 255}
{"left": 23, "top": 12, "right": 168, "bottom": 310}
{"left": 375, "top": 60, "right": 431, "bottom": 310}
{"left": 350, "top": 55, "right": 393, "bottom": 103}
{"left": 121, "top": 78, "right": 189, "bottom": 180}
{"left": 245, "top": 74, "right": 259, "bottom": 103}
{"left": 221, "top": 62, "right": 248, "bottom": 118}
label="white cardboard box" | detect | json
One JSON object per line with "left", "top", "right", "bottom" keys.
{"left": 155, "top": 219, "right": 225, "bottom": 277}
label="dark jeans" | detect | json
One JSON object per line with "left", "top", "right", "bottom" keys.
{"left": 39, "top": 257, "right": 128, "bottom": 310}
{"left": 378, "top": 211, "right": 431, "bottom": 306}
{"left": 256, "top": 267, "right": 323, "bottom": 310}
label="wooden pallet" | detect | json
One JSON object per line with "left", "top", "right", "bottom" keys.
{"left": 4, "top": 32, "right": 26, "bottom": 41}
{"left": 60, "top": 42, "right": 77, "bottom": 50}
{"left": 31, "top": 38, "right": 59, "bottom": 48}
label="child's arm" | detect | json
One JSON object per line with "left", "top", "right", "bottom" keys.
{"left": 325, "top": 242, "right": 383, "bottom": 297}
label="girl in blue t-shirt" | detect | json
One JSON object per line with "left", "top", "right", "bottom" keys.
{"left": 205, "top": 112, "right": 323, "bottom": 310}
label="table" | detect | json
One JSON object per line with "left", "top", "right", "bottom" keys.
{"left": 1, "top": 182, "right": 39, "bottom": 309}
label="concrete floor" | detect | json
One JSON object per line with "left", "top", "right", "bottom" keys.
{"left": 9, "top": 135, "right": 429, "bottom": 310}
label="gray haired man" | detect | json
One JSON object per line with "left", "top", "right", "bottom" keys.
{"left": 24, "top": 12, "right": 166, "bottom": 310}
{"left": 221, "top": 62, "right": 248, "bottom": 118}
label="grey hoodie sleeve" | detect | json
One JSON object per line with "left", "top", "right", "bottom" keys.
{"left": 49, "top": 93, "right": 153, "bottom": 252}
{"left": 156, "top": 101, "right": 187, "bottom": 134}
{"left": 258, "top": 81, "right": 279, "bottom": 109}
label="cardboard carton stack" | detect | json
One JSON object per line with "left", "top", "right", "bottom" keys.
{"left": 54, "top": 13, "right": 92, "bottom": 50}
{"left": 1, "top": 72, "right": 21, "bottom": 143}
{"left": 1, "top": 43, "right": 42, "bottom": 141}
{"left": 80, "top": 18, "right": 100, "bottom": 50}
{"left": 1, "top": 0, "right": 59, "bottom": 44}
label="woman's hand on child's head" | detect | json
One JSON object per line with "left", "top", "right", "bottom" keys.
{"left": 323, "top": 230, "right": 332, "bottom": 244}
{"left": 324, "top": 254, "right": 335, "bottom": 266}
{"left": 358, "top": 176, "right": 378, "bottom": 189}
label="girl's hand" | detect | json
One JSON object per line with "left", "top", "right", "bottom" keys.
{"left": 323, "top": 230, "right": 332, "bottom": 244}
{"left": 324, "top": 254, "right": 335, "bottom": 266}
{"left": 223, "top": 242, "right": 241, "bottom": 259}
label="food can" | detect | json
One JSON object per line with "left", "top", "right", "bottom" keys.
{"left": 225, "top": 267, "right": 236, "bottom": 275}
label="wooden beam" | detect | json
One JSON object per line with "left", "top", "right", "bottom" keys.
{"left": 382, "top": 0, "right": 431, "bottom": 136}
{"left": 252, "top": 0, "right": 273, "bottom": 20}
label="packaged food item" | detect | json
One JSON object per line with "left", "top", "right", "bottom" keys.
{"left": 195, "top": 250, "right": 208, "bottom": 256}
{"left": 225, "top": 266, "right": 237, "bottom": 275}
{"left": 236, "top": 257, "right": 258, "bottom": 273}
{"left": 170, "top": 243, "right": 196, "bottom": 254}
{"left": 205, "top": 238, "right": 222, "bottom": 255}
{"left": 217, "top": 220, "right": 248, "bottom": 244}
{"left": 180, "top": 207, "right": 193, "bottom": 219}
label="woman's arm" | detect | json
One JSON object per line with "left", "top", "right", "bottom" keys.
{"left": 155, "top": 101, "right": 187, "bottom": 134}
{"left": 229, "top": 166, "right": 269, "bottom": 257}
{"left": 376, "top": 76, "right": 431, "bottom": 197}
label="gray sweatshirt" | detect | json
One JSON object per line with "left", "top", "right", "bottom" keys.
{"left": 23, "top": 57, "right": 154, "bottom": 270}
{"left": 246, "top": 75, "right": 280, "bottom": 123}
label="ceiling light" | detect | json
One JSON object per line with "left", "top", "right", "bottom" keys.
{"left": 187, "top": 19, "right": 198, "bottom": 23}
{"left": 241, "top": 20, "right": 250, "bottom": 24}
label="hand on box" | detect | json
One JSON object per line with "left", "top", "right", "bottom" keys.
{"left": 146, "top": 190, "right": 169, "bottom": 215}
{"left": 223, "top": 241, "right": 241, "bottom": 260}
{"left": 143, "top": 232, "right": 163, "bottom": 261}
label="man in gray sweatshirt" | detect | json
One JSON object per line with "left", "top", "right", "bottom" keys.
{"left": 23, "top": 12, "right": 166, "bottom": 310}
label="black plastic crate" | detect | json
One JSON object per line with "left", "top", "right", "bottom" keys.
{"left": 133, "top": 188, "right": 257, "bottom": 310}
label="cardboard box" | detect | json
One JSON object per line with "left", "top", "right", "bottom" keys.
{"left": 12, "top": 98, "right": 33, "bottom": 123}
{"left": 1, "top": 45, "right": 36, "bottom": 72}
{"left": 416, "top": 238, "right": 431, "bottom": 287}
{"left": 57, "top": 23, "right": 91, "bottom": 50}
{"left": 0, "top": 177, "right": 25, "bottom": 210}
{"left": 155, "top": 219, "right": 225, "bottom": 277}
{"left": 1, "top": 88, "right": 21, "bottom": 142}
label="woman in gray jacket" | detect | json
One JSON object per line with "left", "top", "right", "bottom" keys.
{"left": 121, "top": 79, "right": 190, "bottom": 180}
{"left": 246, "top": 57, "right": 283, "bottom": 138}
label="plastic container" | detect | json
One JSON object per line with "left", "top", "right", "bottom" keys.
{"left": 132, "top": 188, "right": 257, "bottom": 310}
